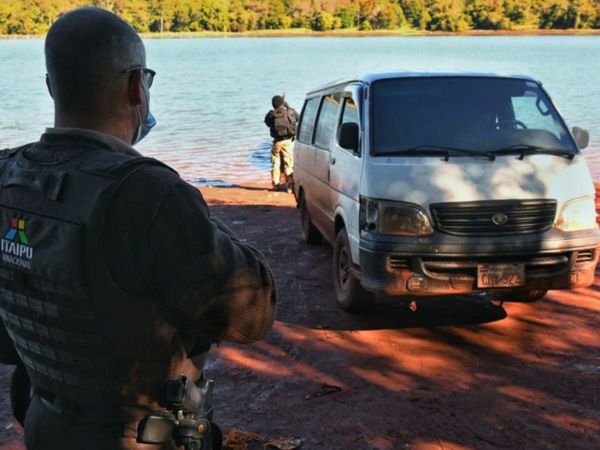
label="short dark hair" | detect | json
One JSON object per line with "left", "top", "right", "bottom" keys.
{"left": 272, "top": 95, "right": 284, "bottom": 109}
{"left": 45, "top": 7, "right": 144, "bottom": 116}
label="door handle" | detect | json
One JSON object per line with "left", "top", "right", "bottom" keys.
{"left": 330, "top": 157, "right": 336, "bottom": 165}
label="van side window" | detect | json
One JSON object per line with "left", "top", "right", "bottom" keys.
{"left": 297, "top": 98, "right": 320, "bottom": 144}
{"left": 340, "top": 96, "right": 360, "bottom": 127}
{"left": 314, "top": 93, "right": 342, "bottom": 149}
{"left": 336, "top": 95, "right": 361, "bottom": 153}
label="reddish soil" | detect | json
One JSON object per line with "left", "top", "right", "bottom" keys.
{"left": 1, "top": 184, "right": 599, "bottom": 450}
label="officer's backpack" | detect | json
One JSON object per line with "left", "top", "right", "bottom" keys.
{"left": 273, "top": 106, "right": 297, "bottom": 138}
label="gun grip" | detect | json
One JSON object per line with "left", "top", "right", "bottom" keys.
{"left": 137, "top": 412, "right": 175, "bottom": 444}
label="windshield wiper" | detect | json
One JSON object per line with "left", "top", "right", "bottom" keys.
{"left": 489, "top": 144, "right": 576, "bottom": 160}
{"left": 381, "top": 145, "right": 496, "bottom": 161}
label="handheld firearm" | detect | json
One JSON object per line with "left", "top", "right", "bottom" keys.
{"left": 137, "top": 375, "right": 222, "bottom": 450}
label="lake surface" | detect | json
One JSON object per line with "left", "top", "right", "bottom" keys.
{"left": 1, "top": 36, "right": 599, "bottom": 184}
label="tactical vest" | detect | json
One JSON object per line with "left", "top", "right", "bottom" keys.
{"left": 0, "top": 140, "right": 191, "bottom": 424}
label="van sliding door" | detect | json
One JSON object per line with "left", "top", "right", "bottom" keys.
{"left": 311, "top": 92, "right": 342, "bottom": 242}
{"left": 329, "top": 85, "right": 363, "bottom": 264}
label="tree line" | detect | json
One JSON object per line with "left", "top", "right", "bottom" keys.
{"left": 2, "top": 0, "right": 600, "bottom": 35}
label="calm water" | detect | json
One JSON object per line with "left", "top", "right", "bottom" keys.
{"left": 1, "top": 36, "right": 599, "bottom": 184}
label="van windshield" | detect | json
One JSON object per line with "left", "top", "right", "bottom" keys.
{"left": 371, "top": 77, "right": 577, "bottom": 157}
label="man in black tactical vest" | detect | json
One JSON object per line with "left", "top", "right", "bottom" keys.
{"left": 0, "top": 7, "right": 276, "bottom": 450}
{"left": 264, "top": 96, "right": 299, "bottom": 192}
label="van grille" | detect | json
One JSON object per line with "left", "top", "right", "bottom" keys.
{"left": 430, "top": 200, "right": 556, "bottom": 236}
{"left": 389, "top": 256, "right": 410, "bottom": 270}
{"left": 575, "top": 249, "right": 595, "bottom": 264}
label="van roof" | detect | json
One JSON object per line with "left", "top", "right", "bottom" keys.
{"left": 306, "top": 71, "right": 539, "bottom": 96}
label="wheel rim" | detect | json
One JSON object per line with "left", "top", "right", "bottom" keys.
{"left": 338, "top": 245, "right": 351, "bottom": 294}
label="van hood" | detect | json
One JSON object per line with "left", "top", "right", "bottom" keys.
{"left": 362, "top": 154, "right": 595, "bottom": 210}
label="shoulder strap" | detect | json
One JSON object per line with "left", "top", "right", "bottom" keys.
{"left": 0, "top": 145, "right": 34, "bottom": 190}
{"left": 0, "top": 144, "right": 33, "bottom": 161}
{"left": 288, "top": 107, "right": 297, "bottom": 120}
{"left": 75, "top": 151, "right": 178, "bottom": 179}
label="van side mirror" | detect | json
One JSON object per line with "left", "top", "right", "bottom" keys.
{"left": 339, "top": 122, "right": 359, "bottom": 153}
{"left": 572, "top": 127, "right": 589, "bottom": 150}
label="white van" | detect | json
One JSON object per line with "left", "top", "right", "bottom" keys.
{"left": 293, "top": 72, "right": 600, "bottom": 311}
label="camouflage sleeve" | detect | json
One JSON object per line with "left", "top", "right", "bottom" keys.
{"left": 146, "top": 181, "right": 277, "bottom": 344}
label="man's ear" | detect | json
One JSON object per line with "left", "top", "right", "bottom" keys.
{"left": 127, "top": 70, "right": 144, "bottom": 106}
{"left": 45, "top": 74, "right": 53, "bottom": 99}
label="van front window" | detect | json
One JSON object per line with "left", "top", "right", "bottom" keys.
{"left": 371, "top": 77, "right": 577, "bottom": 157}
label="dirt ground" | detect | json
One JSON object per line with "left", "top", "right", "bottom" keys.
{"left": 1, "top": 184, "right": 599, "bottom": 450}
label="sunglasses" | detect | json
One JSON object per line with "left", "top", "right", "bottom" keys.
{"left": 123, "top": 66, "right": 156, "bottom": 88}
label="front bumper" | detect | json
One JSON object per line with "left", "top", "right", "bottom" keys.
{"left": 358, "top": 228, "right": 600, "bottom": 296}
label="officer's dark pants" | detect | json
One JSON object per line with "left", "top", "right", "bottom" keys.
{"left": 24, "top": 395, "right": 176, "bottom": 450}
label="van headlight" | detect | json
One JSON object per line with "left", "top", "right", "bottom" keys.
{"left": 556, "top": 197, "right": 597, "bottom": 232}
{"left": 360, "top": 197, "right": 433, "bottom": 236}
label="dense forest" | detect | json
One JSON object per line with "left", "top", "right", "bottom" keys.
{"left": 1, "top": 0, "right": 600, "bottom": 35}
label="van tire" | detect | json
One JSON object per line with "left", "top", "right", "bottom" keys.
{"left": 300, "top": 195, "right": 322, "bottom": 245}
{"left": 333, "top": 229, "right": 374, "bottom": 312}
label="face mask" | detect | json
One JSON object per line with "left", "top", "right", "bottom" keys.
{"left": 132, "top": 87, "right": 156, "bottom": 145}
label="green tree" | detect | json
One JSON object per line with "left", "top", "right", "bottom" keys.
{"left": 1, "top": 0, "right": 600, "bottom": 35}
{"left": 286, "top": 0, "right": 305, "bottom": 28}
{"left": 264, "top": 0, "right": 291, "bottom": 29}
{"left": 427, "top": 0, "right": 469, "bottom": 31}
{"left": 359, "top": 18, "right": 373, "bottom": 30}
{"left": 358, "top": 0, "right": 404, "bottom": 30}
{"left": 400, "top": 0, "right": 431, "bottom": 28}
{"left": 228, "top": 0, "right": 259, "bottom": 31}
{"left": 122, "top": 0, "right": 152, "bottom": 31}
{"left": 0, "top": 0, "right": 70, "bottom": 34}
{"left": 372, "top": 0, "right": 406, "bottom": 29}
{"left": 566, "top": 0, "right": 597, "bottom": 28}
{"left": 466, "top": 0, "right": 511, "bottom": 29}
{"left": 503, "top": 0, "right": 532, "bottom": 26}
{"left": 335, "top": 6, "right": 358, "bottom": 28}
{"left": 193, "top": 0, "right": 229, "bottom": 31}
{"left": 538, "top": 0, "right": 570, "bottom": 28}
{"left": 148, "top": 0, "right": 178, "bottom": 32}
{"left": 243, "top": 0, "right": 268, "bottom": 29}
{"left": 310, "top": 10, "right": 335, "bottom": 30}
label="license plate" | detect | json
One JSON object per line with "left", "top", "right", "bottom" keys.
{"left": 477, "top": 263, "right": 525, "bottom": 288}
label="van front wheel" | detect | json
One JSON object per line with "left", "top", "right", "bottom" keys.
{"left": 333, "top": 229, "right": 374, "bottom": 312}
{"left": 300, "top": 195, "right": 322, "bottom": 245}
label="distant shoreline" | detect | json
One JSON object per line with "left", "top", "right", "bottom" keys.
{"left": 2, "top": 28, "right": 600, "bottom": 40}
